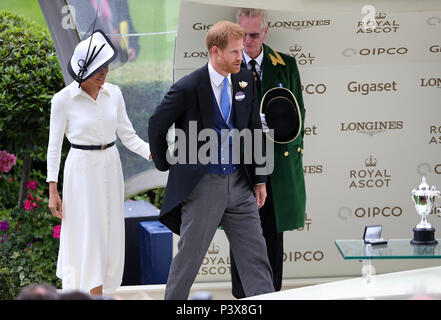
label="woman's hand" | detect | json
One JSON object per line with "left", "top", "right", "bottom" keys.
{"left": 48, "top": 182, "right": 63, "bottom": 219}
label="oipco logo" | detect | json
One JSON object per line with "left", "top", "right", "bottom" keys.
{"left": 427, "top": 16, "right": 441, "bottom": 26}
{"left": 417, "top": 162, "right": 441, "bottom": 176}
{"left": 283, "top": 250, "right": 324, "bottom": 262}
{"left": 301, "top": 83, "right": 327, "bottom": 94}
{"left": 342, "top": 47, "right": 408, "bottom": 57}
{"left": 429, "top": 125, "right": 441, "bottom": 144}
{"left": 338, "top": 206, "right": 403, "bottom": 220}
{"left": 348, "top": 156, "right": 392, "bottom": 189}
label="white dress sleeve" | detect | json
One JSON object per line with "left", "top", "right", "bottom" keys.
{"left": 46, "top": 93, "right": 67, "bottom": 183}
{"left": 116, "top": 87, "right": 151, "bottom": 160}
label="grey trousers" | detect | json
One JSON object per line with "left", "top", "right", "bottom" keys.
{"left": 164, "top": 171, "right": 275, "bottom": 300}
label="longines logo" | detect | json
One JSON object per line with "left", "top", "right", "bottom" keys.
{"left": 349, "top": 156, "right": 391, "bottom": 188}
{"left": 420, "top": 77, "right": 441, "bottom": 89}
{"left": 198, "top": 242, "right": 231, "bottom": 276}
{"left": 192, "top": 22, "right": 213, "bottom": 31}
{"left": 288, "top": 44, "right": 316, "bottom": 65}
{"left": 356, "top": 13, "right": 400, "bottom": 34}
{"left": 429, "top": 44, "right": 440, "bottom": 53}
{"left": 267, "top": 19, "right": 331, "bottom": 31}
{"left": 302, "top": 83, "right": 326, "bottom": 94}
{"left": 304, "top": 165, "right": 323, "bottom": 174}
{"left": 338, "top": 206, "right": 403, "bottom": 219}
{"left": 340, "top": 120, "right": 404, "bottom": 136}
{"left": 347, "top": 80, "right": 397, "bottom": 95}
{"left": 429, "top": 125, "right": 441, "bottom": 144}
{"left": 183, "top": 51, "right": 209, "bottom": 59}
{"left": 342, "top": 47, "right": 408, "bottom": 57}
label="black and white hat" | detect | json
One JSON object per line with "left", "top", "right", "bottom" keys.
{"left": 260, "top": 86, "right": 302, "bottom": 144}
{"left": 67, "top": 29, "right": 118, "bottom": 85}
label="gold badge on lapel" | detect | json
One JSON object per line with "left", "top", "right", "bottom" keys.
{"left": 239, "top": 81, "right": 248, "bottom": 88}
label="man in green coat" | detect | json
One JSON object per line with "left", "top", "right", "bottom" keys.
{"left": 230, "top": 8, "right": 306, "bottom": 298}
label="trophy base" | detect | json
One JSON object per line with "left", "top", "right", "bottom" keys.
{"left": 411, "top": 227, "right": 438, "bottom": 245}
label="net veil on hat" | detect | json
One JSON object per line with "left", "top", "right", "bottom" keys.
{"left": 67, "top": 29, "right": 118, "bottom": 85}
{"left": 260, "top": 86, "right": 302, "bottom": 144}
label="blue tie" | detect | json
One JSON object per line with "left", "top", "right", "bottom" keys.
{"left": 220, "top": 77, "right": 231, "bottom": 121}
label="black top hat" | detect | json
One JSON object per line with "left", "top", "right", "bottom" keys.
{"left": 260, "top": 86, "right": 302, "bottom": 144}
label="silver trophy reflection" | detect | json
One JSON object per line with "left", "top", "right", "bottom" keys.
{"left": 411, "top": 177, "right": 440, "bottom": 245}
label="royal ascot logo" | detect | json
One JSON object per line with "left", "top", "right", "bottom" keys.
{"left": 338, "top": 206, "right": 403, "bottom": 220}
{"left": 429, "top": 125, "right": 441, "bottom": 144}
{"left": 356, "top": 12, "right": 400, "bottom": 34}
{"left": 340, "top": 120, "right": 404, "bottom": 136}
{"left": 302, "top": 82, "right": 326, "bottom": 94}
{"left": 429, "top": 44, "right": 440, "bottom": 53}
{"left": 183, "top": 51, "right": 209, "bottom": 59}
{"left": 267, "top": 19, "right": 331, "bottom": 31}
{"left": 192, "top": 22, "right": 213, "bottom": 31}
{"left": 347, "top": 80, "right": 398, "bottom": 95}
{"left": 288, "top": 44, "right": 316, "bottom": 65}
{"left": 348, "top": 156, "right": 391, "bottom": 189}
{"left": 295, "top": 213, "right": 312, "bottom": 231}
{"left": 198, "top": 242, "right": 231, "bottom": 276}
{"left": 420, "top": 77, "right": 441, "bottom": 89}
{"left": 342, "top": 47, "right": 408, "bottom": 57}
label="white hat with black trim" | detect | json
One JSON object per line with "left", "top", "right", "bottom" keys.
{"left": 67, "top": 29, "right": 118, "bottom": 85}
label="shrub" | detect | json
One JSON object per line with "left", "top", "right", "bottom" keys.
{"left": 0, "top": 11, "right": 65, "bottom": 208}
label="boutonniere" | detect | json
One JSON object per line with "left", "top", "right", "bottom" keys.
{"left": 239, "top": 81, "right": 248, "bottom": 88}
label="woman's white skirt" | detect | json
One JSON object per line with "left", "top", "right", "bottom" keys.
{"left": 56, "top": 145, "right": 125, "bottom": 293}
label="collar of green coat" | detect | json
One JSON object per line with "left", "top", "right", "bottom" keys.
{"left": 262, "top": 43, "right": 286, "bottom": 67}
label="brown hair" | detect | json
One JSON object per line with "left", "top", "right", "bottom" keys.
{"left": 205, "top": 20, "right": 244, "bottom": 55}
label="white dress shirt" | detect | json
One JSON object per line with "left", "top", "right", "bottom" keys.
{"left": 46, "top": 81, "right": 150, "bottom": 182}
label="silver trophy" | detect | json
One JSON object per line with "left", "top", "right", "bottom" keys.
{"left": 410, "top": 177, "right": 440, "bottom": 245}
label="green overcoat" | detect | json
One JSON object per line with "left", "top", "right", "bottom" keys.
{"left": 247, "top": 43, "right": 307, "bottom": 232}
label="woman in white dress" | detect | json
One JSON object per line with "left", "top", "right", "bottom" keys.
{"left": 47, "top": 30, "right": 151, "bottom": 296}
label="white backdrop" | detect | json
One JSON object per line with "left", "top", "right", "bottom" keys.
{"left": 170, "top": 0, "right": 441, "bottom": 282}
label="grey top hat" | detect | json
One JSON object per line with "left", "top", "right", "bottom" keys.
{"left": 260, "top": 86, "right": 302, "bottom": 144}
{"left": 67, "top": 29, "right": 118, "bottom": 85}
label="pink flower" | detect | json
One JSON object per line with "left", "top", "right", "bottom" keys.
{"left": 24, "top": 200, "right": 32, "bottom": 211}
{"left": 26, "top": 180, "right": 38, "bottom": 190}
{"left": 28, "top": 193, "right": 34, "bottom": 201}
{"left": 0, "top": 150, "right": 17, "bottom": 173}
{"left": 53, "top": 225, "right": 61, "bottom": 239}
{"left": 9, "top": 177, "right": 13, "bottom": 182}
{"left": 32, "top": 202, "right": 37, "bottom": 208}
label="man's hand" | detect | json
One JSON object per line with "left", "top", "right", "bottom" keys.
{"left": 254, "top": 183, "right": 267, "bottom": 209}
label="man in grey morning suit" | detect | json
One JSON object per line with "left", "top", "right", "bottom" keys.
{"left": 148, "top": 21, "right": 274, "bottom": 300}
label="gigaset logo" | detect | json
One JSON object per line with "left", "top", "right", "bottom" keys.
{"left": 192, "top": 22, "right": 213, "bottom": 30}
{"left": 429, "top": 44, "right": 440, "bottom": 53}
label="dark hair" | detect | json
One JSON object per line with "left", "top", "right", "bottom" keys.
{"left": 17, "top": 283, "right": 59, "bottom": 300}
